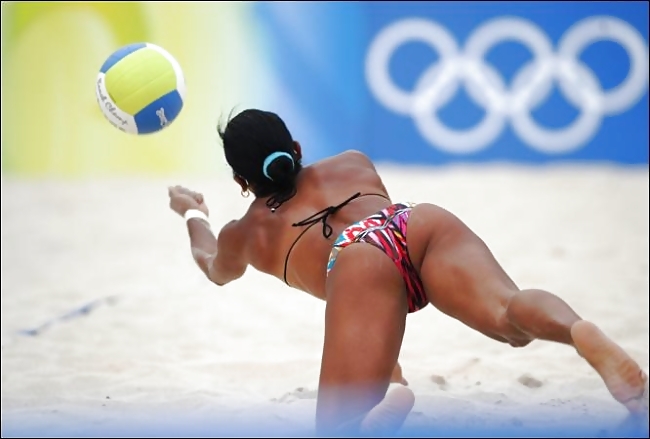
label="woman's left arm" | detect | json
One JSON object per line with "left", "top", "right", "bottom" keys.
{"left": 186, "top": 217, "right": 247, "bottom": 286}
{"left": 169, "top": 185, "right": 247, "bottom": 286}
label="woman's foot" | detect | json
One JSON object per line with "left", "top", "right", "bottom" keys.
{"left": 571, "top": 320, "right": 648, "bottom": 416}
{"left": 360, "top": 385, "right": 415, "bottom": 436}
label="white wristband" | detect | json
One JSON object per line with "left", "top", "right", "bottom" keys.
{"left": 184, "top": 209, "right": 210, "bottom": 224}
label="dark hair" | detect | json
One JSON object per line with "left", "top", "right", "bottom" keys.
{"left": 218, "top": 109, "right": 302, "bottom": 210}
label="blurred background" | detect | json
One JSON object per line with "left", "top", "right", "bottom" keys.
{"left": 1, "top": 1, "right": 647, "bottom": 176}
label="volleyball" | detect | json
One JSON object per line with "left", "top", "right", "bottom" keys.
{"left": 95, "top": 42, "right": 186, "bottom": 135}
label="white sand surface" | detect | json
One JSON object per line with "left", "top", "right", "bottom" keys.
{"left": 1, "top": 164, "right": 648, "bottom": 437}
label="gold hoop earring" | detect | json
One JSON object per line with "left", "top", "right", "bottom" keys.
{"left": 241, "top": 189, "right": 250, "bottom": 198}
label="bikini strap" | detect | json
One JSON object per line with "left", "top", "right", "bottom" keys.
{"left": 283, "top": 192, "right": 361, "bottom": 284}
{"left": 283, "top": 225, "right": 314, "bottom": 284}
{"left": 282, "top": 192, "right": 388, "bottom": 285}
{"left": 361, "top": 192, "right": 391, "bottom": 202}
{"left": 292, "top": 192, "right": 362, "bottom": 239}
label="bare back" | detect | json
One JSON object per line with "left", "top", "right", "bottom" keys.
{"left": 232, "top": 150, "right": 394, "bottom": 299}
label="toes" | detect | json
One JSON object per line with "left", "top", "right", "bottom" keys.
{"left": 360, "top": 386, "right": 414, "bottom": 436}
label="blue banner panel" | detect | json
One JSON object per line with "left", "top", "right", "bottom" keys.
{"left": 254, "top": 1, "right": 649, "bottom": 165}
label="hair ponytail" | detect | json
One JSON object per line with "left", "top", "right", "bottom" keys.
{"left": 219, "top": 109, "right": 302, "bottom": 210}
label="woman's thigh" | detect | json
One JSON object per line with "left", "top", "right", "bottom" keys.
{"left": 317, "top": 243, "right": 408, "bottom": 434}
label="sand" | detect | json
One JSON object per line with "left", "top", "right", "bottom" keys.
{"left": 1, "top": 164, "right": 648, "bottom": 437}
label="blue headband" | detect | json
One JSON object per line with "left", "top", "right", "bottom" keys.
{"left": 263, "top": 151, "right": 294, "bottom": 180}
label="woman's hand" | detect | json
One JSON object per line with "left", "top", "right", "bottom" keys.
{"left": 168, "top": 185, "right": 209, "bottom": 217}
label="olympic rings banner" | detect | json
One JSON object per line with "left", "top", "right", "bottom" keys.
{"left": 254, "top": 1, "right": 649, "bottom": 166}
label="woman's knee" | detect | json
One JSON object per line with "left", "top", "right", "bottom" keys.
{"left": 504, "top": 288, "right": 578, "bottom": 347}
{"left": 505, "top": 289, "right": 540, "bottom": 322}
{"left": 502, "top": 294, "right": 535, "bottom": 347}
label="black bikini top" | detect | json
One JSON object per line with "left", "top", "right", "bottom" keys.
{"left": 282, "top": 192, "right": 390, "bottom": 286}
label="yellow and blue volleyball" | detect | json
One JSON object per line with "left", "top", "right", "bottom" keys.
{"left": 95, "top": 42, "right": 186, "bottom": 135}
